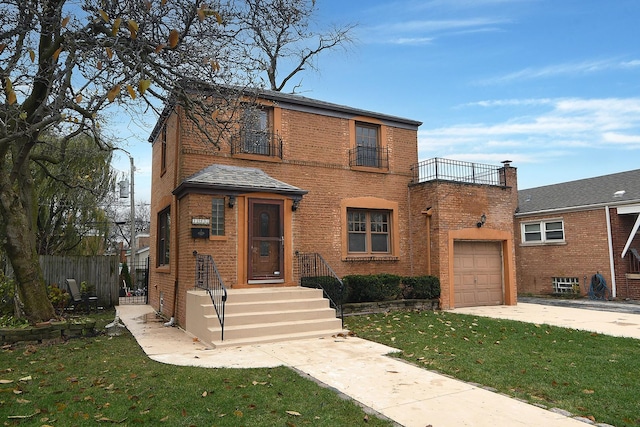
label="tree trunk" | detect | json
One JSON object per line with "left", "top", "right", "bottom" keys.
{"left": 0, "top": 177, "right": 56, "bottom": 324}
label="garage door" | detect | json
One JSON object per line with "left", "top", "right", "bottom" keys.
{"left": 453, "top": 241, "right": 503, "bottom": 307}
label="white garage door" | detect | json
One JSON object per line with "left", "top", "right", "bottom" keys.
{"left": 454, "top": 241, "right": 503, "bottom": 308}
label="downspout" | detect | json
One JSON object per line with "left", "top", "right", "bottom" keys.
{"left": 605, "top": 206, "right": 617, "bottom": 298}
{"left": 165, "top": 108, "right": 182, "bottom": 327}
{"left": 408, "top": 186, "right": 413, "bottom": 276}
{"left": 422, "top": 208, "right": 433, "bottom": 276}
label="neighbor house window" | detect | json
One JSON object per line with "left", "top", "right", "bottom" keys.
{"left": 157, "top": 207, "right": 170, "bottom": 266}
{"left": 347, "top": 209, "right": 390, "bottom": 254}
{"left": 553, "top": 277, "right": 579, "bottom": 294}
{"left": 355, "top": 123, "right": 380, "bottom": 167}
{"left": 522, "top": 220, "right": 564, "bottom": 243}
{"left": 211, "top": 198, "right": 225, "bottom": 236}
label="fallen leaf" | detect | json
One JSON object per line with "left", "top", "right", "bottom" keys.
{"left": 286, "top": 410, "right": 301, "bottom": 416}
{"left": 234, "top": 410, "right": 243, "bottom": 417}
{"left": 0, "top": 379, "right": 13, "bottom": 384}
{"left": 19, "top": 376, "right": 32, "bottom": 382}
{"left": 201, "top": 391, "right": 207, "bottom": 397}
{"left": 582, "top": 389, "right": 595, "bottom": 394}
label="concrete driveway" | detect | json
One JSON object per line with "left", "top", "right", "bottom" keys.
{"left": 117, "top": 300, "right": 639, "bottom": 427}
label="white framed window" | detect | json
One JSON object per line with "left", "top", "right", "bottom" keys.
{"left": 522, "top": 219, "right": 565, "bottom": 243}
{"left": 553, "top": 277, "right": 579, "bottom": 294}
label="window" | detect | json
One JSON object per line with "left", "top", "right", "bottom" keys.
{"left": 347, "top": 209, "right": 390, "bottom": 254}
{"left": 241, "top": 107, "right": 270, "bottom": 155}
{"left": 157, "top": 207, "right": 170, "bottom": 266}
{"left": 522, "top": 220, "right": 564, "bottom": 243}
{"left": 553, "top": 277, "right": 579, "bottom": 294}
{"left": 211, "top": 198, "right": 225, "bottom": 236}
{"left": 355, "top": 123, "right": 380, "bottom": 167}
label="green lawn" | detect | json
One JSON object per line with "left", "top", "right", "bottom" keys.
{"left": 0, "top": 310, "right": 392, "bottom": 427}
{"left": 345, "top": 310, "right": 640, "bottom": 427}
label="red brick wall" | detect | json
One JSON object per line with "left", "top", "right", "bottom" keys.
{"left": 149, "top": 101, "right": 422, "bottom": 325}
{"left": 409, "top": 168, "right": 518, "bottom": 309}
{"left": 515, "top": 209, "right": 611, "bottom": 296}
{"left": 609, "top": 209, "right": 640, "bottom": 299}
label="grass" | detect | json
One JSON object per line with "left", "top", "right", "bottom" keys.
{"left": 345, "top": 310, "right": 640, "bottom": 427}
{"left": 0, "top": 309, "right": 392, "bottom": 427}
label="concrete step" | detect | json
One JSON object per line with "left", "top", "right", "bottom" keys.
{"left": 210, "top": 317, "right": 344, "bottom": 341}
{"left": 211, "top": 329, "right": 350, "bottom": 349}
{"left": 225, "top": 287, "right": 324, "bottom": 303}
{"left": 186, "top": 287, "right": 344, "bottom": 347}
{"left": 211, "top": 306, "right": 338, "bottom": 326}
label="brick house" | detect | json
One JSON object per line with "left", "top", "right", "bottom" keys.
{"left": 147, "top": 87, "right": 518, "bottom": 346}
{"left": 515, "top": 169, "right": 640, "bottom": 299}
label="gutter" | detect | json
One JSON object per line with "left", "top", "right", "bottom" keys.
{"left": 515, "top": 199, "right": 640, "bottom": 218}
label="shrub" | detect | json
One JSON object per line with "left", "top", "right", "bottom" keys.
{"left": 402, "top": 276, "right": 440, "bottom": 299}
{"left": 343, "top": 274, "right": 402, "bottom": 303}
{"left": 47, "top": 283, "right": 68, "bottom": 313}
{"left": 300, "top": 276, "right": 345, "bottom": 305}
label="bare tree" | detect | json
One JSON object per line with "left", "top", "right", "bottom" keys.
{"left": 0, "top": 0, "right": 354, "bottom": 323}
{"left": 230, "top": 0, "right": 355, "bottom": 92}
{"left": 0, "top": 0, "right": 251, "bottom": 322}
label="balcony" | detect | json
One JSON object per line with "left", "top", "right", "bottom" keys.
{"left": 231, "top": 130, "right": 283, "bottom": 159}
{"left": 349, "top": 146, "right": 389, "bottom": 169}
{"left": 411, "top": 158, "right": 506, "bottom": 186}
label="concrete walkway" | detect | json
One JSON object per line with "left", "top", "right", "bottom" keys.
{"left": 116, "top": 301, "right": 639, "bottom": 427}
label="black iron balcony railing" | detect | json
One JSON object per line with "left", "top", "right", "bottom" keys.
{"left": 411, "top": 158, "right": 505, "bottom": 186}
{"left": 231, "top": 129, "right": 283, "bottom": 158}
{"left": 194, "top": 253, "right": 227, "bottom": 340}
{"left": 349, "top": 146, "right": 389, "bottom": 169}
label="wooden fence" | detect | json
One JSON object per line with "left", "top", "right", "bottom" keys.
{"left": 5, "top": 255, "right": 120, "bottom": 308}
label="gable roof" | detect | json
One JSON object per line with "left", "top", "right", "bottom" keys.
{"left": 517, "top": 169, "right": 640, "bottom": 215}
{"left": 148, "top": 85, "right": 422, "bottom": 143}
{"left": 173, "top": 164, "right": 308, "bottom": 200}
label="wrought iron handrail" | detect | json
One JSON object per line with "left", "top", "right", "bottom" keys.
{"left": 194, "top": 253, "right": 228, "bottom": 340}
{"left": 630, "top": 248, "right": 640, "bottom": 274}
{"left": 296, "top": 252, "right": 345, "bottom": 327}
{"left": 411, "top": 157, "right": 505, "bottom": 186}
{"left": 231, "top": 129, "right": 283, "bottom": 158}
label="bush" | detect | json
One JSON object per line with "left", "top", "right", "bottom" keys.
{"left": 47, "top": 283, "right": 68, "bottom": 314}
{"left": 300, "top": 276, "right": 345, "bottom": 305}
{"left": 402, "top": 276, "right": 440, "bottom": 299}
{"left": 343, "top": 274, "right": 402, "bottom": 303}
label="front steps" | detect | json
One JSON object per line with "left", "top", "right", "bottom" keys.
{"left": 186, "top": 287, "right": 345, "bottom": 348}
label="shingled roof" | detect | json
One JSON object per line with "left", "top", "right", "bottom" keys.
{"left": 517, "top": 169, "right": 640, "bottom": 215}
{"left": 173, "top": 164, "right": 308, "bottom": 199}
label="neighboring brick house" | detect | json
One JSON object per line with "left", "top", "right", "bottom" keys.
{"left": 147, "top": 86, "right": 519, "bottom": 345}
{"left": 515, "top": 169, "right": 640, "bottom": 299}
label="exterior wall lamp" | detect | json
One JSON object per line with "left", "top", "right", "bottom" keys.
{"left": 227, "top": 195, "right": 236, "bottom": 208}
{"left": 477, "top": 213, "right": 487, "bottom": 228}
{"left": 291, "top": 196, "right": 301, "bottom": 211}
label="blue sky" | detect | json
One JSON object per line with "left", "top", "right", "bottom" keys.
{"left": 111, "top": 0, "right": 640, "bottom": 203}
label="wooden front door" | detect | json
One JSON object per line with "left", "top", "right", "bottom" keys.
{"left": 248, "top": 199, "right": 284, "bottom": 282}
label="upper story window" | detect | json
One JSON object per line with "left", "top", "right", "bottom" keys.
{"left": 232, "top": 106, "right": 282, "bottom": 158}
{"left": 350, "top": 122, "right": 388, "bottom": 169}
{"left": 347, "top": 209, "right": 391, "bottom": 254}
{"left": 522, "top": 220, "right": 565, "bottom": 244}
{"left": 157, "top": 206, "right": 170, "bottom": 266}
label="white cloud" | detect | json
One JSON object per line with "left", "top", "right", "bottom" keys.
{"left": 479, "top": 59, "right": 640, "bottom": 85}
{"left": 419, "top": 97, "right": 640, "bottom": 166}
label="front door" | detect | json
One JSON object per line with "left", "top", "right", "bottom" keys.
{"left": 248, "top": 199, "right": 284, "bottom": 282}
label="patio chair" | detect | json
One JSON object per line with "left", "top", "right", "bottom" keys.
{"left": 66, "top": 278, "right": 98, "bottom": 312}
